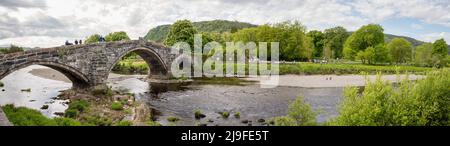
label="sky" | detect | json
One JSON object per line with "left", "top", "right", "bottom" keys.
{"left": 0, "top": 0, "right": 449, "bottom": 48}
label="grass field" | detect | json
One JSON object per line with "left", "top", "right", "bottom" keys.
{"left": 112, "top": 59, "right": 434, "bottom": 76}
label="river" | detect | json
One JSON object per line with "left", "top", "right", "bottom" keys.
{"left": 0, "top": 65, "right": 420, "bottom": 126}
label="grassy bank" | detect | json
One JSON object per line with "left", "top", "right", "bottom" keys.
{"left": 279, "top": 62, "right": 433, "bottom": 75}
{"left": 113, "top": 58, "right": 433, "bottom": 76}
{"left": 2, "top": 87, "right": 159, "bottom": 126}
{"left": 272, "top": 68, "right": 450, "bottom": 126}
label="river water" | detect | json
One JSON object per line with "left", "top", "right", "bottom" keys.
{"left": 0, "top": 65, "right": 344, "bottom": 125}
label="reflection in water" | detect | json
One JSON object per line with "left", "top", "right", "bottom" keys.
{"left": 0, "top": 65, "right": 71, "bottom": 117}
{"left": 1, "top": 66, "right": 345, "bottom": 126}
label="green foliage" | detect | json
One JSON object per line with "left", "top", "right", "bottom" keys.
{"left": 167, "top": 116, "right": 180, "bottom": 122}
{"left": 115, "top": 120, "right": 133, "bottom": 126}
{"left": 344, "top": 24, "right": 385, "bottom": 60}
{"left": 279, "top": 62, "right": 430, "bottom": 75}
{"left": 144, "top": 20, "right": 256, "bottom": 42}
{"left": 105, "top": 31, "right": 130, "bottom": 42}
{"left": 333, "top": 69, "right": 450, "bottom": 126}
{"left": 54, "top": 117, "right": 82, "bottom": 126}
{"left": 356, "top": 45, "right": 389, "bottom": 65}
{"left": 65, "top": 99, "right": 89, "bottom": 118}
{"left": 164, "top": 20, "right": 197, "bottom": 48}
{"left": 232, "top": 21, "right": 312, "bottom": 61}
{"left": 81, "top": 115, "right": 113, "bottom": 126}
{"left": 273, "top": 96, "right": 317, "bottom": 126}
{"left": 273, "top": 116, "right": 297, "bottom": 126}
{"left": 111, "top": 101, "right": 124, "bottom": 111}
{"left": 111, "top": 60, "right": 149, "bottom": 75}
{"left": 2, "top": 104, "right": 57, "bottom": 126}
{"left": 0, "top": 81, "right": 4, "bottom": 87}
{"left": 194, "top": 109, "right": 206, "bottom": 119}
{"left": 234, "top": 112, "right": 241, "bottom": 118}
{"left": 431, "top": 39, "right": 449, "bottom": 68}
{"left": 307, "top": 30, "right": 325, "bottom": 58}
{"left": 85, "top": 34, "right": 101, "bottom": 44}
{"left": 0, "top": 44, "right": 24, "bottom": 54}
{"left": 414, "top": 43, "right": 433, "bottom": 67}
{"left": 323, "top": 26, "right": 349, "bottom": 59}
{"left": 387, "top": 38, "right": 413, "bottom": 64}
{"left": 221, "top": 112, "right": 230, "bottom": 118}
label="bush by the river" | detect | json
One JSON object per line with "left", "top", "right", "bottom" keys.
{"left": 111, "top": 102, "right": 124, "bottom": 111}
{"left": 273, "top": 96, "right": 317, "bottom": 126}
{"left": 65, "top": 99, "right": 90, "bottom": 118}
{"left": 2, "top": 104, "right": 58, "bottom": 126}
{"left": 332, "top": 68, "right": 450, "bottom": 126}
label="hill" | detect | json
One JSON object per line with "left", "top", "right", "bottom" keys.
{"left": 384, "top": 34, "right": 425, "bottom": 47}
{"left": 144, "top": 20, "right": 257, "bottom": 42}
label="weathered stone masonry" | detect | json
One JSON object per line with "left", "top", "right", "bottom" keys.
{"left": 0, "top": 40, "right": 178, "bottom": 89}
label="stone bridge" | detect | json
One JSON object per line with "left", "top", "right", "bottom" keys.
{"left": 0, "top": 40, "right": 178, "bottom": 89}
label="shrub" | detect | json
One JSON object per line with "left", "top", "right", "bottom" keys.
{"left": 0, "top": 81, "right": 4, "bottom": 87}
{"left": 69, "top": 99, "right": 89, "bottom": 111}
{"left": 111, "top": 102, "right": 124, "bottom": 111}
{"left": 54, "top": 117, "right": 82, "bottom": 126}
{"left": 333, "top": 69, "right": 450, "bottom": 126}
{"left": 221, "top": 112, "right": 230, "bottom": 118}
{"left": 64, "top": 108, "right": 79, "bottom": 118}
{"left": 167, "top": 116, "right": 180, "bottom": 122}
{"left": 2, "top": 104, "right": 57, "bottom": 126}
{"left": 272, "top": 116, "right": 297, "bottom": 126}
{"left": 234, "top": 112, "right": 241, "bottom": 118}
{"left": 273, "top": 96, "right": 317, "bottom": 126}
{"left": 287, "top": 96, "right": 317, "bottom": 126}
{"left": 115, "top": 120, "right": 133, "bottom": 126}
{"left": 194, "top": 109, "right": 206, "bottom": 119}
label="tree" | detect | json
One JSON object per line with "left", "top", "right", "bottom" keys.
{"left": 373, "top": 44, "right": 389, "bottom": 64}
{"left": 164, "top": 20, "right": 197, "bottom": 48}
{"left": 232, "top": 21, "right": 312, "bottom": 61}
{"left": 431, "top": 39, "right": 449, "bottom": 68}
{"left": 387, "top": 38, "right": 412, "bottom": 64}
{"left": 105, "top": 31, "right": 130, "bottom": 42}
{"left": 307, "top": 30, "right": 325, "bottom": 58}
{"left": 0, "top": 44, "right": 24, "bottom": 54}
{"left": 323, "top": 26, "right": 349, "bottom": 59}
{"left": 84, "top": 34, "right": 101, "bottom": 44}
{"left": 344, "top": 24, "right": 385, "bottom": 60}
{"left": 414, "top": 43, "right": 433, "bottom": 67}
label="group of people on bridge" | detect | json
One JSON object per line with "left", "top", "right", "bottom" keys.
{"left": 65, "top": 40, "right": 83, "bottom": 46}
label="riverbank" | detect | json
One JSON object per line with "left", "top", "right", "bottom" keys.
{"left": 246, "top": 74, "right": 423, "bottom": 88}
{"left": 30, "top": 67, "right": 423, "bottom": 88}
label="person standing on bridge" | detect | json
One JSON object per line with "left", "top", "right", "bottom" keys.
{"left": 75, "top": 40, "right": 78, "bottom": 45}
{"left": 79, "top": 40, "right": 82, "bottom": 44}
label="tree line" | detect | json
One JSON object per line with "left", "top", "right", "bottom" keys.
{"left": 84, "top": 20, "right": 449, "bottom": 68}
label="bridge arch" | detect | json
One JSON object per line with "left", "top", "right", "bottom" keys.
{"left": 0, "top": 61, "right": 90, "bottom": 88}
{"left": 109, "top": 47, "right": 170, "bottom": 79}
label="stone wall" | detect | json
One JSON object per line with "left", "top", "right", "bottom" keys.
{"left": 0, "top": 40, "right": 176, "bottom": 88}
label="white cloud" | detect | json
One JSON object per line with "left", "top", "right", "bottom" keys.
{"left": 0, "top": 0, "right": 449, "bottom": 48}
{"left": 421, "top": 32, "right": 450, "bottom": 43}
